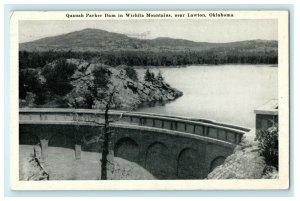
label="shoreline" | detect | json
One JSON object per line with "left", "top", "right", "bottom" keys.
{"left": 133, "top": 63, "right": 278, "bottom": 69}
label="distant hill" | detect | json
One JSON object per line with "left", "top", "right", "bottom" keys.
{"left": 20, "top": 28, "right": 150, "bottom": 52}
{"left": 19, "top": 28, "right": 278, "bottom": 67}
{"left": 19, "top": 28, "right": 278, "bottom": 53}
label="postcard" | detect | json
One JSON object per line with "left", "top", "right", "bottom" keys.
{"left": 10, "top": 10, "right": 289, "bottom": 190}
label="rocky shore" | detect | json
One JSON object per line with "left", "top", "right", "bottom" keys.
{"left": 20, "top": 59, "right": 183, "bottom": 110}
{"left": 207, "top": 137, "right": 279, "bottom": 179}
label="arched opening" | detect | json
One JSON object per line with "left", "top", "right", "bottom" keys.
{"left": 177, "top": 148, "right": 203, "bottom": 179}
{"left": 114, "top": 137, "right": 139, "bottom": 162}
{"left": 210, "top": 156, "right": 226, "bottom": 172}
{"left": 19, "top": 131, "right": 40, "bottom": 145}
{"left": 49, "top": 132, "right": 75, "bottom": 149}
{"left": 145, "top": 142, "right": 170, "bottom": 179}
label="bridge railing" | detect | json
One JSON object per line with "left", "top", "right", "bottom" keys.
{"left": 19, "top": 108, "right": 249, "bottom": 144}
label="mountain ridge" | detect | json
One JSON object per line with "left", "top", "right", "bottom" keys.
{"left": 19, "top": 28, "right": 278, "bottom": 52}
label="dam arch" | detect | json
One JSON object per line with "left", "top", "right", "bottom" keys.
{"left": 145, "top": 142, "right": 170, "bottom": 179}
{"left": 19, "top": 131, "right": 40, "bottom": 145}
{"left": 114, "top": 137, "right": 139, "bottom": 163}
{"left": 177, "top": 147, "right": 204, "bottom": 179}
{"left": 210, "top": 156, "right": 226, "bottom": 172}
{"left": 48, "top": 130, "right": 76, "bottom": 149}
{"left": 19, "top": 108, "right": 248, "bottom": 179}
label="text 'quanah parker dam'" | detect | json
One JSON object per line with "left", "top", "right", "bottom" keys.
{"left": 19, "top": 108, "right": 250, "bottom": 179}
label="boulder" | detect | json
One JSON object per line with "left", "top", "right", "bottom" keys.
{"left": 207, "top": 139, "right": 266, "bottom": 179}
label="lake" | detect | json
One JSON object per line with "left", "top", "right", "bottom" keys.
{"left": 136, "top": 65, "right": 278, "bottom": 128}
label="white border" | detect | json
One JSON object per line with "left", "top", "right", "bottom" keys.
{"left": 10, "top": 10, "right": 289, "bottom": 190}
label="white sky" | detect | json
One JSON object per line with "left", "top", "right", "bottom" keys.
{"left": 19, "top": 19, "right": 277, "bottom": 43}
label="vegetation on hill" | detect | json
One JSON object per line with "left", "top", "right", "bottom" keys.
{"left": 19, "top": 28, "right": 278, "bottom": 68}
{"left": 19, "top": 48, "right": 277, "bottom": 70}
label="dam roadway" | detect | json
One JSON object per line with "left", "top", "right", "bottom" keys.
{"left": 19, "top": 108, "right": 250, "bottom": 179}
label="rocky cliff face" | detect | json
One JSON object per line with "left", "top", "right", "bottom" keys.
{"left": 207, "top": 137, "right": 279, "bottom": 179}
{"left": 65, "top": 59, "right": 183, "bottom": 110}
{"left": 21, "top": 59, "right": 183, "bottom": 110}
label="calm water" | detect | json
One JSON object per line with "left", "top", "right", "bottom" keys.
{"left": 136, "top": 65, "right": 278, "bottom": 128}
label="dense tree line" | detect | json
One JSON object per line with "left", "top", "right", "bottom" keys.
{"left": 19, "top": 59, "right": 77, "bottom": 104}
{"left": 19, "top": 50, "right": 95, "bottom": 69}
{"left": 19, "top": 49, "right": 277, "bottom": 69}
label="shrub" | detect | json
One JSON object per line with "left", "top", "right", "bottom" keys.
{"left": 19, "top": 69, "right": 46, "bottom": 104}
{"left": 92, "top": 66, "right": 112, "bottom": 89}
{"left": 156, "top": 70, "right": 164, "bottom": 81}
{"left": 124, "top": 66, "right": 138, "bottom": 81}
{"left": 144, "top": 69, "right": 155, "bottom": 82}
{"left": 83, "top": 93, "right": 94, "bottom": 109}
{"left": 42, "top": 59, "right": 77, "bottom": 96}
{"left": 256, "top": 125, "right": 278, "bottom": 169}
{"left": 19, "top": 69, "right": 40, "bottom": 97}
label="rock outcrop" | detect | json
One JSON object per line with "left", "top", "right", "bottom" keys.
{"left": 207, "top": 137, "right": 278, "bottom": 179}
{"left": 64, "top": 60, "right": 183, "bottom": 110}
{"left": 20, "top": 59, "right": 183, "bottom": 110}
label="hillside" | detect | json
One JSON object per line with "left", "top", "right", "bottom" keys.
{"left": 20, "top": 28, "right": 152, "bottom": 52}
{"left": 20, "top": 28, "right": 277, "bottom": 52}
{"left": 19, "top": 28, "right": 278, "bottom": 66}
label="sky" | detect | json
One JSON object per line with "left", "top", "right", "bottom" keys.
{"left": 19, "top": 19, "right": 277, "bottom": 43}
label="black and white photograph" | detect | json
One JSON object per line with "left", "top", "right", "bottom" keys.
{"left": 10, "top": 10, "right": 289, "bottom": 190}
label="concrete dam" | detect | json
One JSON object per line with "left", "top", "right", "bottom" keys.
{"left": 19, "top": 108, "right": 250, "bottom": 179}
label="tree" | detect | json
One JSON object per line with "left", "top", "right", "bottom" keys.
{"left": 93, "top": 66, "right": 112, "bottom": 89}
{"left": 156, "top": 70, "right": 164, "bottom": 81}
{"left": 73, "top": 86, "right": 118, "bottom": 180}
{"left": 100, "top": 88, "right": 116, "bottom": 180}
{"left": 124, "top": 66, "right": 138, "bottom": 81}
{"left": 144, "top": 68, "right": 155, "bottom": 82}
{"left": 19, "top": 68, "right": 46, "bottom": 104}
{"left": 85, "top": 66, "right": 116, "bottom": 179}
{"left": 42, "top": 59, "right": 77, "bottom": 96}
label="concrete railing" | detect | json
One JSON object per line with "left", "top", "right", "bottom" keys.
{"left": 19, "top": 108, "right": 249, "bottom": 144}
